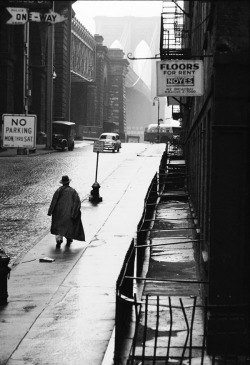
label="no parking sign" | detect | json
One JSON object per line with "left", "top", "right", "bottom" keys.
{"left": 2, "top": 114, "right": 36, "bottom": 148}
{"left": 93, "top": 140, "right": 104, "bottom": 152}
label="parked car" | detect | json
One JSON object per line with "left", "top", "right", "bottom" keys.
{"left": 52, "top": 121, "right": 75, "bottom": 151}
{"left": 99, "top": 132, "right": 121, "bottom": 152}
{"left": 36, "top": 131, "right": 47, "bottom": 144}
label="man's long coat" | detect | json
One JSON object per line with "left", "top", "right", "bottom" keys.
{"left": 48, "top": 185, "right": 85, "bottom": 241}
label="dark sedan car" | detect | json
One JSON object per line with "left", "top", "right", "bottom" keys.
{"left": 52, "top": 121, "right": 75, "bottom": 151}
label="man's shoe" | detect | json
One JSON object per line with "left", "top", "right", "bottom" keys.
{"left": 66, "top": 239, "right": 73, "bottom": 246}
{"left": 56, "top": 240, "right": 62, "bottom": 248}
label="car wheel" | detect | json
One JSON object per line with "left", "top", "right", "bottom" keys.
{"left": 68, "top": 142, "right": 74, "bottom": 151}
{"left": 61, "top": 141, "right": 67, "bottom": 151}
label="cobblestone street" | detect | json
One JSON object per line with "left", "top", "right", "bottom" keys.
{"left": 0, "top": 143, "right": 152, "bottom": 266}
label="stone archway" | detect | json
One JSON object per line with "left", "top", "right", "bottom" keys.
{"left": 95, "top": 16, "right": 161, "bottom": 97}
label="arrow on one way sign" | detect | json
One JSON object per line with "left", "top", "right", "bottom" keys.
{"left": 6, "top": 8, "right": 66, "bottom": 24}
{"left": 6, "top": 8, "right": 28, "bottom": 25}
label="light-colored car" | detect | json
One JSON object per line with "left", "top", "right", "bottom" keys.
{"left": 99, "top": 132, "right": 121, "bottom": 152}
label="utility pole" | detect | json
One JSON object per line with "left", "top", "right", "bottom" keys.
{"left": 46, "top": 1, "right": 54, "bottom": 149}
{"left": 23, "top": 22, "right": 29, "bottom": 114}
{"left": 153, "top": 96, "right": 160, "bottom": 143}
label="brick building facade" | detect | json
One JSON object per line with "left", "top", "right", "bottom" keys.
{"left": 70, "top": 34, "right": 129, "bottom": 140}
{"left": 0, "top": 1, "right": 74, "bottom": 139}
{"left": 0, "top": 1, "right": 129, "bottom": 146}
{"left": 181, "top": 1, "right": 249, "bottom": 356}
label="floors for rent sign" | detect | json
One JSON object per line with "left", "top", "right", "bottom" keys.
{"left": 156, "top": 60, "right": 204, "bottom": 97}
{"left": 2, "top": 114, "right": 36, "bottom": 148}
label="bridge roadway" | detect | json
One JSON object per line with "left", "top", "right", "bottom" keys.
{"left": 0, "top": 143, "right": 165, "bottom": 365}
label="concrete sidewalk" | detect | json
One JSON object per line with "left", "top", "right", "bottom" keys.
{"left": 0, "top": 144, "right": 165, "bottom": 365}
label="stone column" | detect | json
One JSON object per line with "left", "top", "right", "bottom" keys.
{"left": 86, "top": 83, "right": 98, "bottom": 137}
{"left": 108, "top": 49, "right": 129, "bottom": 141}
{"left": 95, "top": 35, "right": 108, "bottom": 133}
{"left": 53, "top": 2, "right": 72, "bottom": 121}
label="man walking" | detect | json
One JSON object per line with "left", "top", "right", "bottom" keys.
{"left": 48, "top": 175, "right": 85, "bottom": 248}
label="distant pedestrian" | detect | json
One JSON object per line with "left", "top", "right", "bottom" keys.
{"left": 48, "top": 175, "right": 85, "bottom": 248}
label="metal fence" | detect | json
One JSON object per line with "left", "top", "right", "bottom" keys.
{"left": 115, "top": 146, "right": 249, "bottom": 365}
{"left": 128, "top": 295, "right": 249, "bottom": 365}
{"left": 115, "top": 173, "right": 159, "bottom": 364}
{"left": 136, "top": 173, "right": 159, "bottom": 277}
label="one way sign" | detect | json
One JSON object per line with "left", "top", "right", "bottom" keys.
{"left": 6, "top": 8, "right": 66, "bottom": 24}
{"left": 6, "top": 7, "right": 27, "bottom": 24}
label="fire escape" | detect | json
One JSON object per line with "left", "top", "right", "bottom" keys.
{"left": 160, "top": 0, "right": 190, "bottom": 60}
{"left": 160, "top": 1, "right": 190, "bottom": 121}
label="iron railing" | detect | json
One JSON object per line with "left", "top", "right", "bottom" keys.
{"left": 128, "top": 295, "right": 250, "bottom": 365}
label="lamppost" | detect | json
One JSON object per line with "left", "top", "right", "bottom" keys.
{"left": 153, "top": 96, "right": 160, "bottom": 143}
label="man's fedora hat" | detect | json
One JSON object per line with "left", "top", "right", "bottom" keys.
{"left": 60, "top": 175, "right": 71, "bottom": 184}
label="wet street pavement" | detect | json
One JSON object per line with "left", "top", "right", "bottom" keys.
{"left": 0, "top": 142, "right": 166, "bottom": 365}
{"left": 0, "top": 141, "right": 94, "bottom": 265}
{"left": 0, "top": 142, "right": 161, "bottom": 267}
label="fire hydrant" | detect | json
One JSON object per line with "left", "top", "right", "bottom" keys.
{"left": 89, "top": 182, "right": 102, "bottom": 203}
{"left": 0, "top": 249, "right": 11, "bottom": 305}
